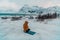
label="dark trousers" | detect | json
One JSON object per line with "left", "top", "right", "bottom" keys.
{"left": 25, "top": 29, "right": 30, "bottom": 33}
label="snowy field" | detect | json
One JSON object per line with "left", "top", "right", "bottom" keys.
{"left": 0, "top": 18, "right": 60, "bottom": 40}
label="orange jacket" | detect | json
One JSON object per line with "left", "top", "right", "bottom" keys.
{"left": 23, "top": 21, "right": 29, "bottom": 32}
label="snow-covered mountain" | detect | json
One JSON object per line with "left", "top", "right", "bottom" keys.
{"left": 19, "top": 5, "right": 31, "bottom": 14}
{"left": 19, "top": 5, "right": 60, "bottom": 15}
{"left": 19, "top": 5, "right": 46, "bottom": 14}
{"left": 0, "top": 5, "right": 60, "bottom": 14}
{"left": 47, "top": 6, "right": 60, "bottom": 14}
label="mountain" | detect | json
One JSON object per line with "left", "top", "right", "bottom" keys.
{"left": 47, "top": 6, "right": 60, "bottom": 14}
{"left": 19, "top": 5, "right": 60, "bottom": 15}
{"left": 0, "top": 5, "right": 60, "bottom": 14}
{"left": 19, "top": 5, "right": 31, "bottom": 14}
{"left": 19, "top": 5, "right": 46, "bottom": 14}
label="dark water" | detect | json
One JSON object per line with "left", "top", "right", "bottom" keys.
{"left": 0, "top": 13, "right": 24, "bottom": 16}
{"left": 0, "top": 13, "right": 36, "bottom": 16}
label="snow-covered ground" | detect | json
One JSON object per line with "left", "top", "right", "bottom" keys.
{"left": 0, "top": 18, "right": 60, "bottom": 40}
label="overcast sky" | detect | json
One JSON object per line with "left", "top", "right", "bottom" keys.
{"left": 0, "top": 0, "right": 60, "bottom": 10}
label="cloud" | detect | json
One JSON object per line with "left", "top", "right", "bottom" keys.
{"left": 0, "top": 0, "right": 60, "bottom": 10}
{"left": 16, "top": 0, "right": 60, "bottom": 8}
{"left": 0, "top": 1, "right": 20, "bottom": 11}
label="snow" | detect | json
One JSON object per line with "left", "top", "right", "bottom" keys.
{"left": 0, "top": 18, "right": 60, "bottom": 40}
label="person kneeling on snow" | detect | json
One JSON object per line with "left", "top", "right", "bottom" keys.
{"left": 23, "top": 21, "right": 30, "bottom": 33}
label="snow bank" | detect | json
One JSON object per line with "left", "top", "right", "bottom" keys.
{"left": 0, "top": 18, "right": 60, "bottom": 40}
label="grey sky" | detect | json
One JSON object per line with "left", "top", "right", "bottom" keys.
{"left": 9, "top": 0, "right": 60, "bottom": 7}
{"left": 0, "top": 0, "right": 60, "bottom": 10}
